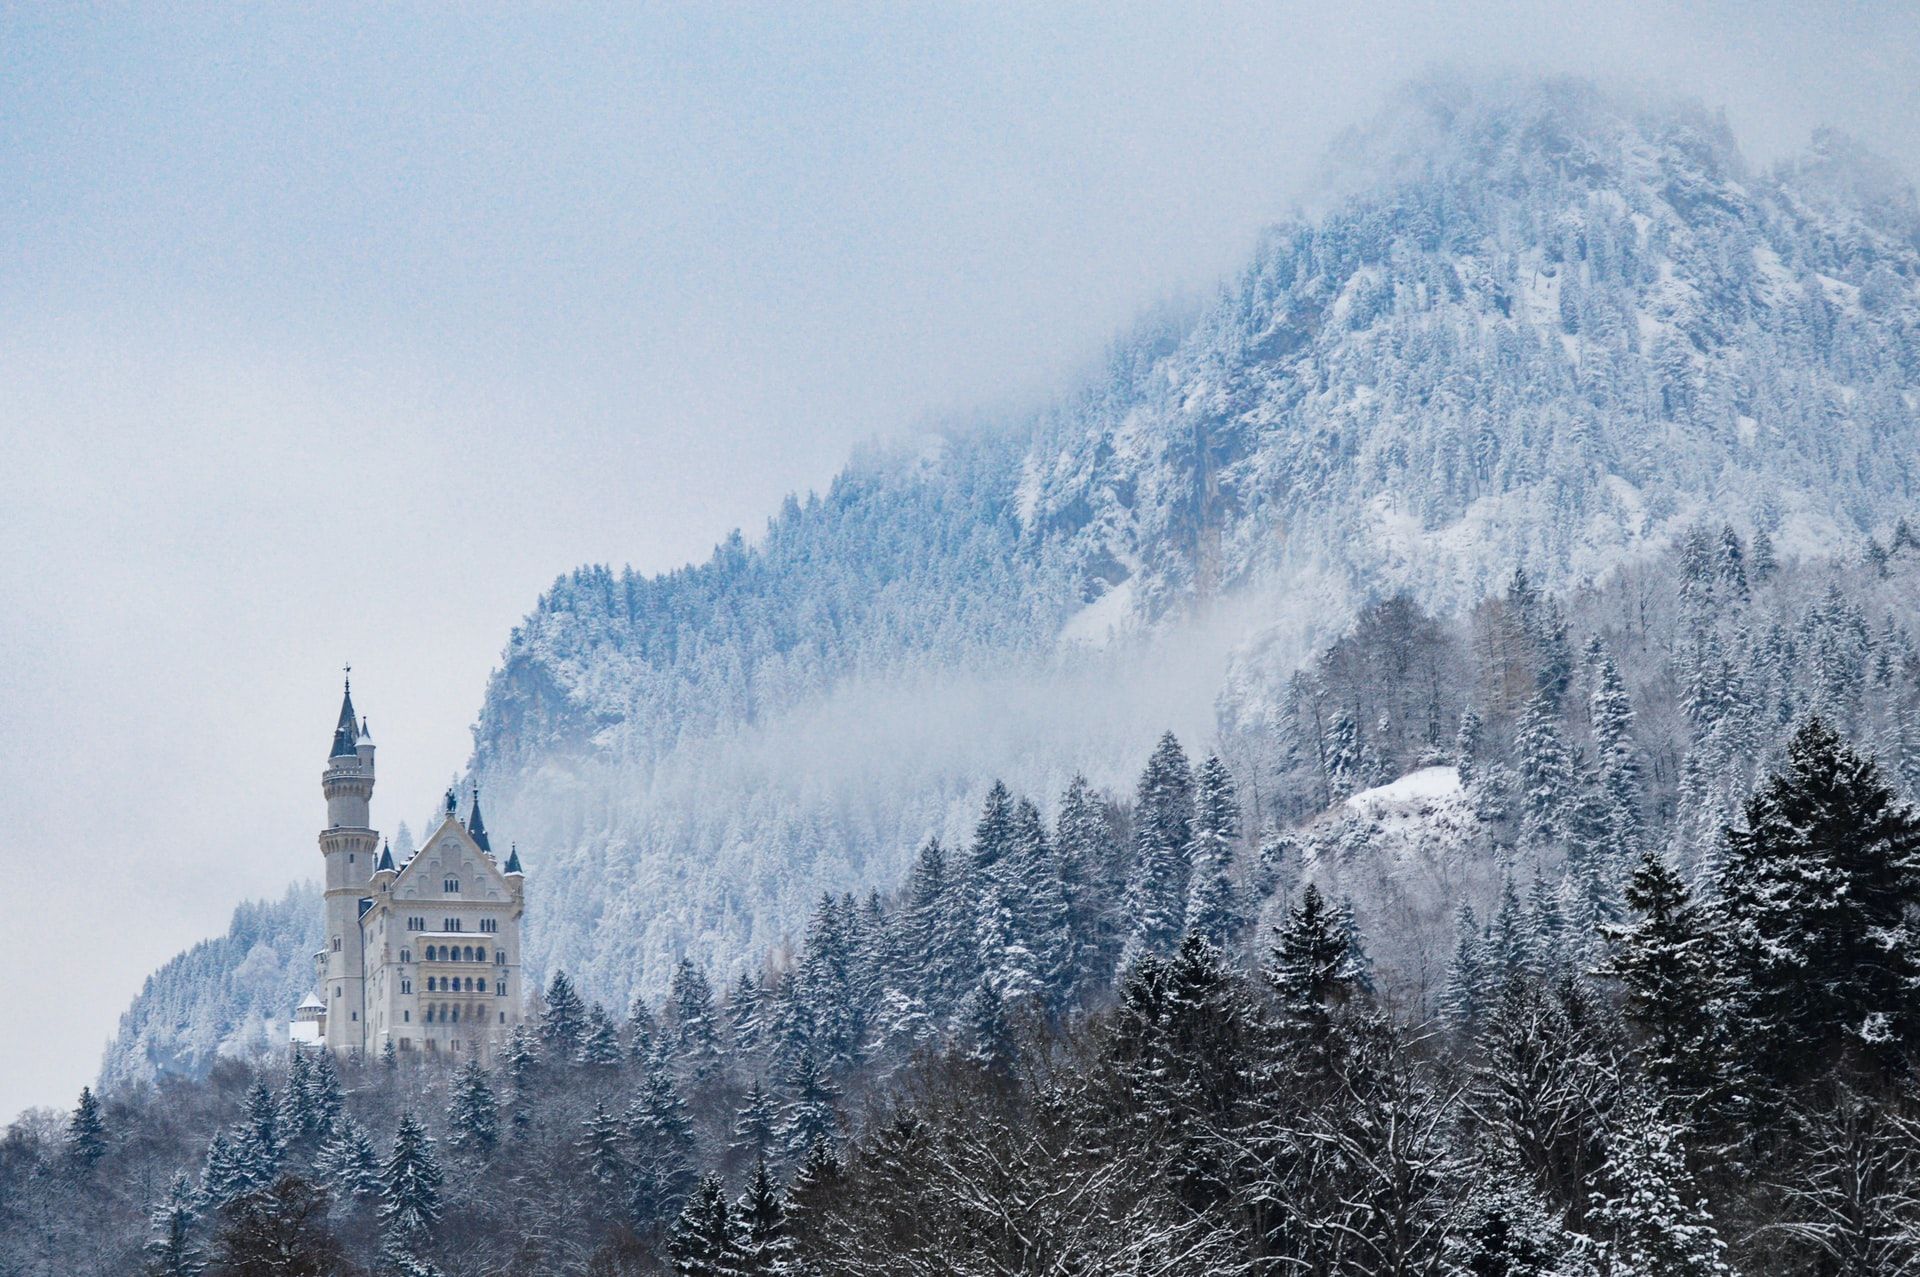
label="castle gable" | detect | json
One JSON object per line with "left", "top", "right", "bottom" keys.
{"left": 390, "top": 815, "right": 512, "bottom": 903}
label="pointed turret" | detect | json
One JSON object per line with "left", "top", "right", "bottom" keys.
{"left": 376, "top": 840, "right": 395, "bottom": 873}
{"left": 504, "top": 843, "right": 524, "bottom": 876}
{"left": 329, "top": 675, "right": 359, "bottom": 758}
{"left": 468, "top": 785, "right": 493, "bottom": 853}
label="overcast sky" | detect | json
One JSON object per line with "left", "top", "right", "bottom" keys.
{"left": 2, "top": 2, "right": 1917, "bottom": 1122}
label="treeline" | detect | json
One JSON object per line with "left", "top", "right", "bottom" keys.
{"left": 15, "top": 715, "right": 1920, "bottom": 1274}
{"left": 18, "top": 535, "right": 1920, "bottom": 1273}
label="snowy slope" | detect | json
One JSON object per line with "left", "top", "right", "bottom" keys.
{"left": 109, "top": 77, "right": 1920, "bottom": 1077}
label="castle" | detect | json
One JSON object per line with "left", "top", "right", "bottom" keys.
{"left": 290, "top": 674, "right": 527, "bottom": 1063}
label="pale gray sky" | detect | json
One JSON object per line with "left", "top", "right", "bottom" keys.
{"left": 2, "top": 1, "right": 1916, "bottom": 1121}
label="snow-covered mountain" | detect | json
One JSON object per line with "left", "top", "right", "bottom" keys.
{"left": 107, "top": 76, "right": 1920, "bottom": 1082}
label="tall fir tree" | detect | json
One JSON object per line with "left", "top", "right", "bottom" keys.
{"left": 733, "top": 1160, "right": 798, "bottom": 1276}
{"left": 670, "top": 958, "right": 722, "bottom": 1074}
{"left": 1053, "top": 772, "right": 1113, "bottom": 995}
{"left": 539, "top": 970, "right": 588, "bottom": 1057}
{"left": 1716, "top": 717, "right": 1920, "bottom": 1081}
{"left": 1183, "top": 754, "right": 1245, "bottom": 948}
{"left": 144, "top": 1172, "right": 204, "bottom": 1277}
{"left": 66, "top": 1085, "right": 107, "bottom": 1169}
{"left": 1514, "top": 692, "right": 1575, "bottom": 847}
{"left": 445, "top": 1060, "right": 499, "bottom": 1158}
{"left": 1266, "top": 884, "right": 1360, "bottom": 1027}
{"left": 1119, "top": 731, "right": 1196, "bottom": 968}
{"left": 1601, "top": 848, "right": 1731, "bottom": 1116}
{"left": 670, "top": 1173, "right": 740, "bottom": 1277}
{"left": 578, "top": 1002, "right": 624, "bottom": 1069}
{"left": 378, "top": 1112, "right": 444, "bottom": 1251}
{"left": 313, "top": 1116, "right": 384, "bottom": 1209}
{"left": 733, "top": 1077, "right": 778, "bottom": 1162}
{"left": 1590, "top": 1093, "right": 1730, "bottom": 1277}
{"left": 777, "top": 1051, "right": 841, "bottom": 1161}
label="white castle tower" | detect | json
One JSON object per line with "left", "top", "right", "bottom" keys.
{"left": 293, "top": 671, "right": 527, "bottom": 1063}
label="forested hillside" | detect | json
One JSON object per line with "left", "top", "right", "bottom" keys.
{"left": 466, "top": 75, "right": 1920, "bottom": 1027}
{"left": 25, "top": 530, "right": 1920, "bottom": 1274}
{"left": 105, "top": 74, "right": 1920, "bottom": 1086}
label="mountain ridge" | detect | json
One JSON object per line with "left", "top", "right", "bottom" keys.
{"left": 103, "top": 75, "right": 1920, "bottom": 1086}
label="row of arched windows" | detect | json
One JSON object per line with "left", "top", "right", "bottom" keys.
{"left": 427, "top": 975, "right": 487, "bottom": 993}
{"left": 422, "top": 944, "right": 504, "bottom": 963}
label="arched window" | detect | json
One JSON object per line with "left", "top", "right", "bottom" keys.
{"left": 424, "top": 945, "right": 436, "bottom": 962}
{"left": 477, "top": 978, "right": 487, "bottom": 992}
{"left": 451, "top": 1005, "right": 461, "bottom": 1023}
{"left": 424, "top": 1005, "right": 435, "bottom": 1023}
{"left": 465, "top": 945, "right": 477, "bottom": 961}
{"left": 399, "top": 948, "right": 411, "bottom": 964}
{"left": 495, "top": 950, "right": 506, "bottom": 965}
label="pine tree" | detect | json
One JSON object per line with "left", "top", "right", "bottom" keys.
{"left": 65, "top": 1085, "right": 107, "bottom": 1169}
{"left": 1442, "top": 904, "right": 1490, "bottom": 1028}
{"left": 1266, "top": 884, "right": 1360, "bottom": 1026}
{"left": 306, "top": 1048, "right": 345, "bottom": 1141}
{"left": 445, "top": 1060, "right": 499, "bottom": 1158}
{"left": 1590, "top": 1093, "right": 1730, "bottom": 1276}
{"left": 1007, "top": 796, "right": 1072, "bottom": 1008}
{"left": 1456, "top": 708, "right": 1484, "bottom": 790}
{"left": 733, "top": 1160, "right": 797, "bottom": 1276}
{"left": 1601, "top": 849, "right": 1729, "bottom": 1115}
{"left": 1323, "top": 712, "right": 1364, "bottom": 801}
{"left": 379, "top": 1112, "right": 444, "bottom": 1249}
{"left": 628, "top": 1061, "right": 696, "bottom": 1226}
{"left": 1751, "top": 527, "right": 1778, "bottom": 583}
{"left": 1717, "top": 717, "right": 1920, "bottom": 1081}
{"left": 670, "top": 1173, "right": 740, "bottom": 1277}
{"left": 955, "top": 975, "right": 1017, "bottom": 1073}
{"left": 1052, "top": 772, "right": 1108, "bottom": 998}
{"left": 626, "top": 995, "right": 662, "bottom": 1065}
{"left": 732, "top": 1077, "right": 778, "bottom": 1161}
{"left": 234, "top": 1078, "right": 282, "bottom": 1192}
{"left": 277, "top": 1050, "right": 316, "bottom": 1150}
{"left": 539, "top": 970, "right": 588, "bottom": 1057}
{"left": 581, "top": 1100, "right": 629, "bottom": 1191}
{"left": 196, "top": 1130, "right": 248, "bottom": 1211}
{"left": 1715, "top": 523, "right": 1748, "bottom": 599}
{"left": 381, "top": 1039, "right": 399, "bottom": 1071}
{"left": 975, "top": 880, "right": 1042, "bottom": 1014}
{"left": 313, "top": 1116, "right": 384, "bottom": 1208}
{"left": 144, "top": 1172, "right": 204, "bottom": 1277}
{"left": 777, "top": 1051, "right": 841, "bottom": 1160}
{"left": 782, "top": 1139, "right": 842, "bottom": 1251}
{"left": 670, "top": 959, "right": 722, "bottom": 1074}
{"left": 1119, "top": 731, "right": 1196, "bottom": 967}
{"left": 1589, "top": 651, "right": 1643, "bottom": 854}
{"left": 1514, "top": 692, "right": 1575, "bottom": 846}
{"left": 1446, "top": 1162, "right": 1575, "bottom": 1277}
{"left": 578, "top": 1002, "right": 624, "bottom": 1068}
{"left": 1183, "top": 754, "right": 1245, "bottom": 947}
{"left": 969, "top": 779, "right": 1017, "bottom": 882}
{"left": 725, "top": 970, "right": 764, "bottom": 1055}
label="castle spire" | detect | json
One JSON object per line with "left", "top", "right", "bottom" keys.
{"left": 504, "top": 843, "right": 523, "bottom": 875}
{"left": 329, "top": 667, "right": 359, "bottom": 758}
{"left": 468, "top": 784, "right": 493, "bottom": 853}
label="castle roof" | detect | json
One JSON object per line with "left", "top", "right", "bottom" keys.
{"left": 329, "top": 676, "right": 360, "bottom": 758}
{"left": 376, "top": 841, "right": 395, "bottom": 873}
{"left": 504, "top": 843, "right": 523, "bottom": 875}
{"left": 296, "top": 992, "right": 325, "bottom": 1011}
{"left": 467, "top": 787, "right": 492, "bottom": 853}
